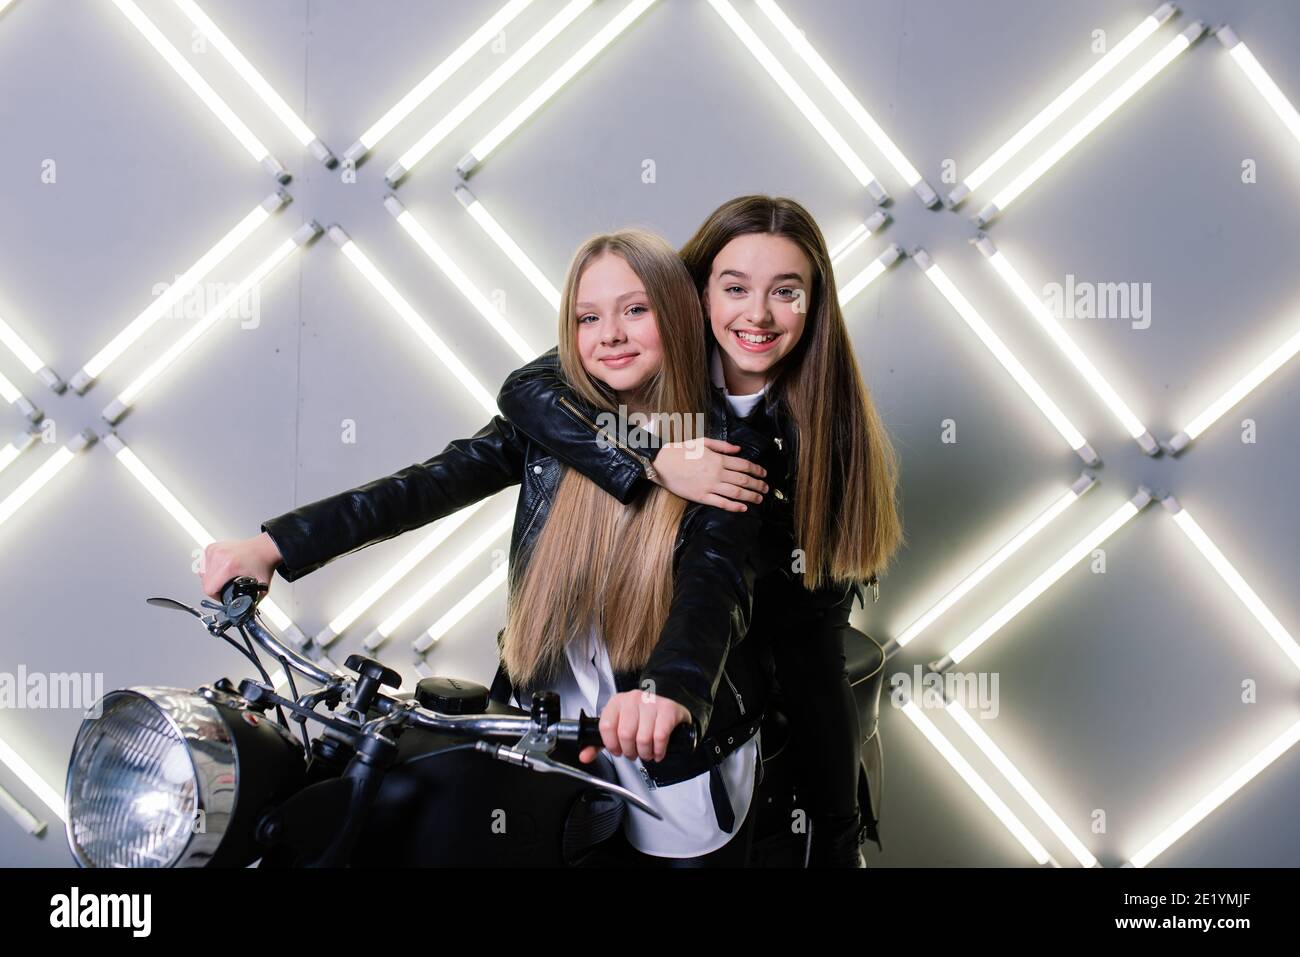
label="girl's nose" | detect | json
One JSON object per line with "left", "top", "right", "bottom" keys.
{"left": 600, "top": 318, "right": 627, "bottom": 344}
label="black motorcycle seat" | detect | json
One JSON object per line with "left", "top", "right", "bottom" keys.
{"left": 845, "top": 629, "right": 884, "bottom": 688}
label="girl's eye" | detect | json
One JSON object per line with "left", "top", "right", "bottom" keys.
{"left": 578, "top": 314, "right": 598, "bottom": 324}
{"left": 724, "top": 285, "right": 745, "bottom": 295}
{"left": 775, "top": 287, "right": 798, "bottom": 299}
{"left": 626, "top": 304, "right": 647, "bottom": 316}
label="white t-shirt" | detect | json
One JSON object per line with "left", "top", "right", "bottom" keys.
{"left": 710, "top": 346, "right": 769, "bottom": 417}
{"left": 512, "top": 391, "right": 768, "bottom": 858}
{"left": 520, "top": 627, "right": 758, "bottom": 858}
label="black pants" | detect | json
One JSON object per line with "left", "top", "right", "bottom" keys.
{"left": 770, "top": 621, "right": 861, "bottom": 823}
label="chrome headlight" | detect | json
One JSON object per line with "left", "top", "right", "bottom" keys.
{"left": 65, "top": 687, "right": 304, "bottom": 868}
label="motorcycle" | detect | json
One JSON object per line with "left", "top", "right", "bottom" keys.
{"left": 62, "top": 576, "right": 885, "bottom": 867}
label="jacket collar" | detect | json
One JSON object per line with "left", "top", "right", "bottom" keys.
{"left": 709, "top": 345, "right": 770, "bottom": 417}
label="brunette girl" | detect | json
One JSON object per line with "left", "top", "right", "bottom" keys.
{"left": 496, "top": 195, "right": 903, "bottom": 866}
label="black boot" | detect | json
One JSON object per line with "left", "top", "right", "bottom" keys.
{"left": 807, "top": 812, "right": 867, "bottom": 868}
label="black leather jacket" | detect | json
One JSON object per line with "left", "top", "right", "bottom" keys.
{"left": 259, "top": 388, "right": 785, "bottom": 784}
{"left": 494, "top": 348, "right": 875, "bottom": 642}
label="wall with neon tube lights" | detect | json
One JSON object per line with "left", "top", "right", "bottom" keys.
{"left": 0, "top": 0, "right": 1297, "bottom": 868}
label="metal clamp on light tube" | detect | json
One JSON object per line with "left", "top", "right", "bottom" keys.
{"left": 971, "top": 201, "right": 1002, "bottom": 230}
{"left": 307, "top": 139, "right": 335, "bottom": 166}
{"left": 912, "top": 247, "right": 1099, "bottom": 466}
{"left": 947, "top": 2, "right": 1176, "bottom": 209}
{"left": 972, "top": 234, "right": 1159, "bottom": 455}
{"left": 67, "top": 428, "right": 96, "bottom": 454}
{"left": 1163, "top": 430, "right": 1191, "bottom": 455}
{"left": 912, "top": 181, "right": 939, "bottom": 208}
{"left": 1215, "top": 24, "right": 1242, "bottom": 49}
{"left": 287, "top": 220, "right": 324, "bottom": 248}
{"left": 260, "top": 156, "right": 290, "bottom": 183}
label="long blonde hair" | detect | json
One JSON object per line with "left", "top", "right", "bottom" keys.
{"left": 502, "top": 229, "right": 711, "bottom": 685}
{"left": 680, "top": 195, "right": 903, "bottom": 590}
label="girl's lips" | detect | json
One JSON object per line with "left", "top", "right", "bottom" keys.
{"left": 732, "top": 328, "right": 782, "bottom": 353}
{"left": 599, "top": 353, "right": 638, "bottom": 368}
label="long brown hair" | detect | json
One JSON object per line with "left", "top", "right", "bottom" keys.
{"left": 502, "top": 229, "right": 710, "bottom": 684}
{"left": 680, "top": 195, "right": 903, "bottom": 590}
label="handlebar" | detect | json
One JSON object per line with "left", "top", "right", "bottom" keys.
{"left": 220, "top": 576, "right": 698, "bottom": 758}
{"left": 400, "top": 703, "right": 695, "bottom": 754}
{"left": 244, "top": 602, "right": 337, "bottom": 686}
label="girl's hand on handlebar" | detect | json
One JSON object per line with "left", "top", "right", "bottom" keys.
{"left": 578, "top": 689, "right": 692, "bottom": 765}
{"left": 200, "top": 533, "right": 283, "bottom": 599}
{"left": 649, "top": 439, "right": 768, "bottom": 513}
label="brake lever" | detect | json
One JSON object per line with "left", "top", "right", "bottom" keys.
{"left": 146, "top": 594, "right": 249, "bottom": 637}
{"left": 146, "top": 596, "right": 204, "bottom": 618}
{"left": 474, "top": 741, "right": 663, "bottom": 820}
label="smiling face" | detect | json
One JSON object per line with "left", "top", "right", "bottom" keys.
{"left": 574, "top": 251, "right": 664, "bottom": 406}
{"left": 703, "top": 232, "right": 812, "bottom": 395}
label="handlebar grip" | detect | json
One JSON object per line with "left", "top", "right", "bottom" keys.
{"left": 220, "top": 575, "right": 268, "bottom": 611}
{"left": 575, "top": 711, "right": 697, "bottom": 755}
{"left": 667, "top": 722, "right": 697, "bottom": 755}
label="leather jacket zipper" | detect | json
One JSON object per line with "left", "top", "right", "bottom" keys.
{"left": 723, "top": 669, "right": 746, "bottom": 717}
{"left": 519, "top": 493, "right": 542, "bottom": 546}
{"left": 558, "top": 395, "right": 656, "bottom": 475}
